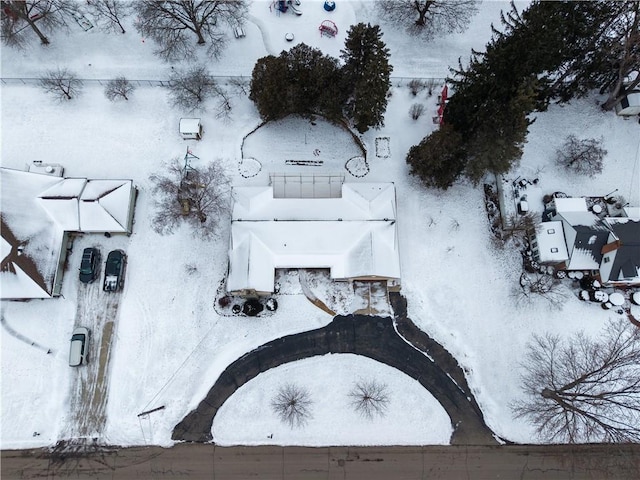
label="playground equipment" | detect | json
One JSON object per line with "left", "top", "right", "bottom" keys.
{"left": 319, "top": 20, "right": 338, "bottom": 37}
{"left": 324, "top": 1, "right": 336, "bottom": 12}
{"left": 271, "top": 0, "right": 302, "bottom": 16}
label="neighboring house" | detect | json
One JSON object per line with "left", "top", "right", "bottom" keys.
{"left": 599, "top": 210, "right": 640, "bottom": 286}
{"left": 530, "top": 196, "right": 640, "bottom": 286}
{"left": 227, "top": 182, "right": 401, "bottom": 296}
{"left": 0, "top": 167, "right": 137, "bottom": 300}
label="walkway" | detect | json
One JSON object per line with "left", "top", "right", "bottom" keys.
{"left": 172, "top": 308, "right": 496, "bottom": 445}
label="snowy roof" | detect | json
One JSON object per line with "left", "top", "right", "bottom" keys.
{"left": 232, "top": 183, "right": 396, "bottom": 221}
{"left": 228, "top": 183, "right": 400, "bottom": 293}
{"left": 554, "top": 197, "right": 588, "bottom": 212}
{"left": 179, "top": 118, "right": 201, "bottom": 133}
{"left": 1, "top": 168, "right": 135, "bottom": 299}
{"left": 36, "top": 177, "right": 134, "bottom": 233}
{"left": 553, "top": 197, "right": 601, "bottom": 228}
{"left": 1, "top": 221, "right": 54, "bottom": 299}
{"left": 565, "top": 224, "right": 609, "bottom": 270}
{"left": 535, "top": 221, "right": 569, "bottom": 264}
{"left": 1, "top": 170, "right": 65, "bottom": 299}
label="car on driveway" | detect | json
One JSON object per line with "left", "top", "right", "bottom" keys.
{"left": 69, "top": 326, "right": 89, "bottom": 366}
{"left": 103, "top": 249, "right": 126, "bottom": 292}
{"left": 79, "top": 247, "right": 100, "bottom": 283}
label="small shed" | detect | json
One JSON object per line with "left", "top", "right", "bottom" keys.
{"left": 179, "top": 118, "right": 203, "bottom": 140}
{"left": 615, "top": 91, "right": 640, "bottom": 116}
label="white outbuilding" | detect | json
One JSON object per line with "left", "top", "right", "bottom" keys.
{"left": 179, "top": 118, "right": 203, "bottom": 140}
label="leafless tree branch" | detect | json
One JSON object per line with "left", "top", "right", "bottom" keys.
{"left": 271, "top": 383, "right": 313, "bottom": 428}
{"left": 149, "top": 157, "right": 231, "bottom": 239}
{"left": 513, "top": 320, "right": 640, "bottom": 443}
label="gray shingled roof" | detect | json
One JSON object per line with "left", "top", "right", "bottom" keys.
{"left": 606, "top": 219, "right": 640, "bottom": 282}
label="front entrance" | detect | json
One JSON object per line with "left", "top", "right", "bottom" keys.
{"left": 353, "top": 281, "right": 390, "bottom": 316}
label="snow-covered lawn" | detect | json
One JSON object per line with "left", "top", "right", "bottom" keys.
{"left": 2, "top": 0, "right": 639, "bottom": 449}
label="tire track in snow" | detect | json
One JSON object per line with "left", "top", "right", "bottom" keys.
{"left": 62, "top": 281, "right": 121, "bottom": 441}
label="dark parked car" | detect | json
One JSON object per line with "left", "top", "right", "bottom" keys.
{"left": 79, "top": 247, "right": 99, "bottom": 283}
{"left": 103, "top": 249, "right": 126, "bottom": 292}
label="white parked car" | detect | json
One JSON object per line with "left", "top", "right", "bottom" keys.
{"left": 69, "top": 327, "right": 89, "bottom": 367}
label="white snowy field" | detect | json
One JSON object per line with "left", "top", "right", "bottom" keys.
{"left": 1, "top": 0, "right": 640, "bottom": 449}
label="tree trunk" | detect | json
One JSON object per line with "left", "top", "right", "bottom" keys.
{"left": 194, "top": 26, "right": 206, "bottom": 44}
{"left": 19, "top": 10, "right": 50, "bottom": 44}
{"left": 415, "top": 0, "right": 435, "bottom": 27}
{"left": 601, "top": 75, "right": 640, "bottom": 111}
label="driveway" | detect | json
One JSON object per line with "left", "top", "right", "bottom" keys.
{"left": 173, "top": 296, "right": 497, "bottom": 445}
{"left": 60, "top": 278, "right": 121, "bottom": 441}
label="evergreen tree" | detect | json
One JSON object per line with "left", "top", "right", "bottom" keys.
{"left": 340, "top": 23, "right": 392, "bottom": 133}
{"left": 463, "top": 80, "right": 536, "bottom": 182}
{"left": 406, "top": 125, "right": 466, "bottom": 189}
{"left": 249, "top": 44, "right": 342, "bottom": 121}
{"left": 249, "top": 55, "right": 289, "bottom": 120}
{"left": 487, "top": 1, "right": 639, "bottom": 110}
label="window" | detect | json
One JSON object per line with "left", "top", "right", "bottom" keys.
{"left": 603, "top": 257, "right": 611, "bottom": 263}
{"left": 551, "top": 247, "right": 558, "bottom": 253}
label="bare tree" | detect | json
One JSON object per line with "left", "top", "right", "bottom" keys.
{"left": 86, "top": 0, "right": 131, "bottom": 34}
{"left": 228, "top": 76, "right": 250, "bottom": 96}
{"left": 349, "top": 380, "right": 390, "bottom": 419}
{"left": 133, "top": 0, "right": 248, "bottom": 61}
{"left": 104, "top": 76, "right": 135, "bottom": 101}
{"left": 556, "top": 135, "right": 607, "bottom": 177}
{"left": 149, "top": 157, "right": 231, "bottom": 238}
{"left": 408, "top": 79, "right": 424, "bottom": 96}
{"left": 409, "top": 103, "right": 425, "bottom": 120}
{"left": 167, "top": 65, "right": 220, "bottom": 111}
{"left": 1, "top": 0, "right": 77, "bottom": 47}
{"left": 513, "top": 320, "right": 640, "bottom": 443}
{"left": 377, "top": 0, "right": 478, "bottom": 39}
{"left": 38, "top": 67, "right": 83, "bottom": 100}
{"left": 513, "top": 272, "right": 565, "bottom": 309}
{"left": 271, "top": 383, "right": 312, "bottom": 428}
{"left": 501, "top": 211, "right": 540, "bottom": 244}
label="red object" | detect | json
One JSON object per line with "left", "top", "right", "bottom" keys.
{"left": 438, "top": 84, "right": 448, "bottom": 125}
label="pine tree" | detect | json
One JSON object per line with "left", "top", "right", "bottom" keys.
{"left": 463, "top": 80, "right": 536, "bottom": 182}
{"left": 406, "top": 125, "right": 466, "bottom": 189}
{"left": 249, "top": 44, "right": 342, "bottom": 121}
{"left": 249, "top": 55, "right": 289, "bottom": 120}
{"left": 340, "top": 23, "right": 392, "bottom": 133}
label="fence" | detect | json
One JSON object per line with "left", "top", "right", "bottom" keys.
{"left": 0, "top": 76, "right": 247, "bottom": 87}
{"left": 0, "top": 76, "right": 448, "bottom": 87}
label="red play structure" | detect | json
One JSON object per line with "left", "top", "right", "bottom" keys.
{"left": 319, "top": 20, "right": 338, "bottom": 37}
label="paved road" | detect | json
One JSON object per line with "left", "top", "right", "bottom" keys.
{"left": 3, "top": 443, "right": 639, "bottom": 479}
{"left": 173, "top": 313, "right": 496, "bottom": 445}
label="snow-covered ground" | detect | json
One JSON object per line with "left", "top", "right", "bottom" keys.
{"left": 2, "top": 0, "right": 639, "bottom": 449}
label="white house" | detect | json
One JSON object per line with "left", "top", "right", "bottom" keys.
{"left": 0, "top": 168, "right": 137, "bottom": 299}
{"left": 227, "top": 183, "right": 401, "bottom": 296}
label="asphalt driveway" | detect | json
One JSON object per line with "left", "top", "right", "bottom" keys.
{"left": 172, "top": 294, "right": 497, "bottom": 445}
